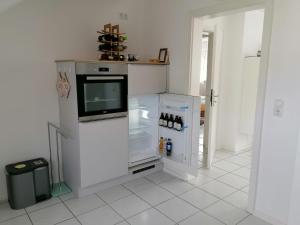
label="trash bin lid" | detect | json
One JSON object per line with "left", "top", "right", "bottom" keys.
{"left": 6, "top": 161, "right": 33, "bottom": 175}
{"left": 6, "top": 158, "right": 48, "bottom": 175}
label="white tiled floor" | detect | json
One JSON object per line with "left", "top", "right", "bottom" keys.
{"left": 0, "top": 150, "right": 272, "bottom": 225}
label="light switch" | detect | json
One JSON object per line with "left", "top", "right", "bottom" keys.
{"left": 273, "top": 99, "right": 284, "bottom": 117}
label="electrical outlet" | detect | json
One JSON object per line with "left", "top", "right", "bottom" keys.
{"left": 119, "top": 12, "right": 128, "bottom": 20}
{"left": 273, "top": 99, "right": 284, "bottom": 117}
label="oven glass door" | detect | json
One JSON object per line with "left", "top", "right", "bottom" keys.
{"left": 77, "top": 75, "right": 128, "bottom": 121}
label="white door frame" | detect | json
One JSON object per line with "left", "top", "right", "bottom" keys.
{"left": 187, "top": 0, "right": 274, "bottom": 215}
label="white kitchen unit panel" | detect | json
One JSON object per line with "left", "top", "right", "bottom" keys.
{"left": 79, "top": 118, "right": 129, "bottom": 188}
{"left": 128, "top": 64, "right": 167, "bottom": 96}
{"left": 159, "top": 94, "right": 201, "bottom": 179}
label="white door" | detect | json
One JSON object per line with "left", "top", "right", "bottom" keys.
{"left": 159, "top": 94, "right": 201, "bottom": 179}
{"left": 205, "top": 28, "right": 223, "bottom": 168}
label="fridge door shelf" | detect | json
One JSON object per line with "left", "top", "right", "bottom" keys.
{"left": 160, "top": 104, "right": 189, "bottom": 112}
{"left": 158, "top": 125, "right": 188, "bottom": 133}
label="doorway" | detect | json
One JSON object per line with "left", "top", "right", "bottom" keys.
{"left": 189, "top": 0, "right": 273, "bottom": 214}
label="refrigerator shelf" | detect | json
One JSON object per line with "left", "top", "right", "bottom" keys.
{"left": 160, "top": 104, "right": 189, "bottom": 112}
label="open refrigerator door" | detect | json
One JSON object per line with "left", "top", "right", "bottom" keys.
{"left": 159, "top": 94, "right": 201, "bottom": 179}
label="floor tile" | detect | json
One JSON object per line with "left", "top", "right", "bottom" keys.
{"left": 146, "top": 171, "right": 175, "bottom": 184}
{"left": 204, "top": 201, "right": 249, "bottom": 225}
{"left": 65, "top": 194, "right": 106, "bottom": 216}
{"left": 26, "top": 197, "right": 61, "bottom": 213}
{"left": 0, "top": 215, "right": 31, "bottom": 225}
{"left": 116, "top": 222, "right": 129, "bottom": 225}
{"left": 198, "top": 167, "right": 227, "bottom": 179}
{"left": 135, "top": 185, "right": 174, "bottom": 206}
{"left": 179, "top": 188, "right": 219, "bottom": 209}
{"left": 237, "top": 215, "right": 271, "bottom": 225}
{"left": 127, "top": 208, "right": 175, "bottom": 225}
{"left": 123, "top": 178, "right": 156, "bottom": 193}
{"left": 200, "top": 180, "right": 237, "bottom": 198}
{"left": 217, "top": 173, "right": 249, "bottom": 189}
{"left": 224, "top": 191, "right": 248, "bottom": 209}
{"left": 214, "top": 151, "right": 234, "bottom": 159}
{"left": 160, "top": 179, "right": 194, "bottom": 195}
{"left": 78, "top": 205, "right": 123, "bottom": 225}
{"left": 232, "top": 168, "right": 251, "bottom": 179}
{"left": 59, "top": 193, "right": 76, "bottom": 202}
{"left": 56, "top": 218, "right": 81, "bottom": 225}
{"left": 225, "top": 156, "right": 251, "bottom": 166}
{"left": 241, "top": 186, "right": 249, "bottom": 194}
{"left": 29, "top": 203, "right": 73, "bottom": 225}
{"left": 155, "top": 197, "right": 198, "bottom": 222}
{"left": 97, "top": 185, "right": 132, "bottom": 204}
{"left": 0, "top": 203, "right": 26, "bottom": 223}
{"left": 238, "top": 152, "right": 252, "bottom": 159}
{"left": 188, "top": 174, "right": 214, "bottom": 186}
{"left": 214, "top": 161, "right": 241, "bottom": 172}
{"left": 110, "top": 195, "right": 150, "bottom": 218}
{"left": 179, "top": 211, "right": 224, "bottom": 225}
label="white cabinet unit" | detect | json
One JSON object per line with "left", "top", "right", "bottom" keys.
{"left": 128, "top": 64, "right": 167, "bottom": 96}
{"left": 79, "top": 118, "right": 129, "bottom": 188}
{"left": 56, "top": 60, "right": 130, "bottom": 196}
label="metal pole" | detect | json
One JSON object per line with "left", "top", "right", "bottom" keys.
{"left": 47, "top": 122, "right": 54, "bottom": 190}
{"left": 55, "top": 129, "right": 62, "bottom": 189}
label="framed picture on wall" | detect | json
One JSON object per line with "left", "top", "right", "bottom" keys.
{"left": 159, "top": 48, "right": 168, "bottom": 63}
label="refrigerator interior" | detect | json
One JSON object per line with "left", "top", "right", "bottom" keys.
{"left": 159, "top": 95, "right": 193, "bottom": 165}
{"left": 128, "top": 95, "right": 160, "bottom": 167}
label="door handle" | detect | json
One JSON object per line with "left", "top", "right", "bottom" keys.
{"left": 210, "top": 89, "right": 219, "bottom": 107}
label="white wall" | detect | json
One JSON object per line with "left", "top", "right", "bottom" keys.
{"left": 143, "top": 0, "right": 221, "bottom": 94}
{"left": 288, "top": 130, "right": 300, "bottom": 225}
{"left": 255, "top": 0, "right": 300, "bottom": 223}
{"left": 243, "top": 10, "right": 265, "bottom": 57}
{"left": 0, "top": 0, "right": 147, "bottom": 201}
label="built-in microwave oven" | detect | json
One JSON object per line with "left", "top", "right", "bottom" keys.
{"left": 76, "top": 63, "right": 128, "bottom": 122}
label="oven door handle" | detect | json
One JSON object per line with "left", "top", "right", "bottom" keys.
{"left": 86, "top": 76, "right": 124, "bottom": 80}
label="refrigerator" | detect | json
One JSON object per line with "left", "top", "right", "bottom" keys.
{"left": 129, "top": 93, "right": 201, "bottom": 178}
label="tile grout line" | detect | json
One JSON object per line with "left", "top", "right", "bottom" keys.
{"left": 60, "top": 198, "right": 83, "bottom": 225}
{"left": 121, "top": 183, "right": 178, "bottom": 224}
{"left": 143, "top": 174, "right": 228, "bottom": 224}
{"left": 143, "top": 169, "right": 250, "bottom": 224}
{"left": 95, "top": 191, "right": 133, "bottom": 225}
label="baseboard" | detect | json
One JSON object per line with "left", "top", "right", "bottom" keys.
{"left": 253, "top": 210, "right": 287, "bottom": 225}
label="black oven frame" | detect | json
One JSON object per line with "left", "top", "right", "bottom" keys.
{"left": 76, "top": 74, "right": 128, "bottom": 122}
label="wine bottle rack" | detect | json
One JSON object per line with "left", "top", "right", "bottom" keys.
{"left": 97, "top": 24, "right": 127, "bottom": 61}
